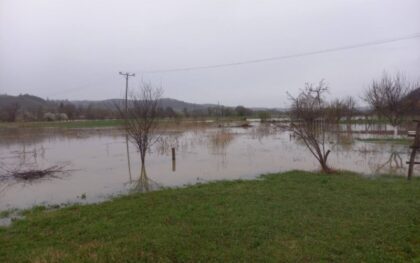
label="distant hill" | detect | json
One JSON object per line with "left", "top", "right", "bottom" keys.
{"left": 0, "top": 94, "right": 55, "bottom": 111}
{"left": 70, "top": 98, "right": 217, "bottom": 112}
{"left": 0, "top": 94, "right": 288, "bottom": 119}
{"left": 0, "top": 94, "right": 224, "bottom": 113}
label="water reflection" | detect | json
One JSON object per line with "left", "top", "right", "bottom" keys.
{"left": 125, "top": 134, "right": 132, "bottom": 183}
{"left": 374, "top": 150, "right": 404, "bottom": 175}
{"left": 130, "top": 165, "right": 160, "bottom": 193}
{"left": 172, "top": 158, "right": 176, "bottom": 172}
{"left": 209, "top": 130, "right": 235, "bottom": 154}
{"left": 250, "top": 123, "right": 278, "bottom": 142}
{"left": 0, "top": 123, "right": 418, "bottom": 210}
{"left": 208, "top": 129, "right": 235, "bottom": 168}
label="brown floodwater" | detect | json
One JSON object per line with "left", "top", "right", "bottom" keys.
{"left": 0, "top": 122, "right": 417, "bottom": 211}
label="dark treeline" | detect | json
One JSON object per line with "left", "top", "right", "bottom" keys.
{"left": 0, "top": 94, "right": 280, "bottom": 122}
{"left": 1, "top": 72, "right": 418, "bottom": 123}
{"left": 0, "top": 100, "right": 118, "bottom": 122}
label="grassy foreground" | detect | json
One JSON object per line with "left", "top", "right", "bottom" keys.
{"left": 1, "top": 171, "right": 420, "bottom": 262}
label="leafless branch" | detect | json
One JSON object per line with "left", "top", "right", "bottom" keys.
{"left": 288, "top": 80, "right": 333, "bottom": 173}
{"left": 116, "top": 81, "right": 163, "bottom": 165}
{"left": 364, "top": 72, "right": 416, "bottom": 127}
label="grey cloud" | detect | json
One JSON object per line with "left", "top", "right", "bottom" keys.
{"left": 1, "top": 0, "right": 419, "bottom": 107}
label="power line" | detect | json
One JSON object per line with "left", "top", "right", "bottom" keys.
{"left": 141, "top": 33, "right": 420, "bottom": 74}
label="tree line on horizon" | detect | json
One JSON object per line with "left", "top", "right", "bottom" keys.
{"left": 0, "top": 95, "right": 276, "bottom": 122}
{"left": 0, "top": 72, "right": 419, "bottom": 123}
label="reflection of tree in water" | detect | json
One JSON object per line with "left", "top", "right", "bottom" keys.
{"left": 153, "top": 129, "right": 211, "bottom": 156}
{"left": 332, "top": 124, "right": 355, "bottom": 151}
{"left": 125, "top": 134, "right": 133, "bottom": 183}
{"left": 374, "top": 151, "right": 405, "bottom": 175}
{"left": 1, "top": 145, "right": 47, "bottom": 175}
{"left": 208, "top": 129, "right": 235, "bottom": 168}
{"left": 155, "top": 132, "right": 182, "bottom": 155}
{"left": 209, "top": 130, "right": 235, "bottom": 154}
{"left": 131, "top": 165, "right": 160, "bottom": 193}
{"left": 0, "top": 170, "right": 15, "bottom": 199}
{"left": 250, "top": 123, "right": 278, "bottom": 142}
{"left": 355, "top": 143, "right": 407, "bottom": 175}
{"left": 124, "top": 137, "right": 160, "bottom": 192}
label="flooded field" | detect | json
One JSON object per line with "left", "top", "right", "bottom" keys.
{"left": 0, "top": 122, "right": 417, "bottom": 211}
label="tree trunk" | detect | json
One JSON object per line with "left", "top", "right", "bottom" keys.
{"left": 320, "top": 150, "right": 331, "bottom": 173}
{"left": 140, "top": 151, "right": 146, "bottom": 166}
{"left": 321, "top": 162, "right": 331, "bottom": 173}
{"left": 393, "top": 126, "right": 398, "bottom": 138}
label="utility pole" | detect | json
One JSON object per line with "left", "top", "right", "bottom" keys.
{"left": 119, "top": 72, "right": 135, "bottom": 183}
{"left": 119, "top": 72, "right": 135, "bottom": 117}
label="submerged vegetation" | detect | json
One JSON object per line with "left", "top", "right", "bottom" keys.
{"left": 356, "top": 137, "right": 412, "bottom": 145}
{"left": 0, "top": 165, "right": 66, "bottom": 182}
{"left": 1, "top": 171, "right": 419, "bottom": 262}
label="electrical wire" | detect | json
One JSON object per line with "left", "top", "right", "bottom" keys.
{"left": 140, "top": 33, "right": 420, "bottom": 74}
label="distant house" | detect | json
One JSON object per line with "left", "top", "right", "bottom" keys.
{"left": 43, "top": 112, "right": 68, "bottom": 121}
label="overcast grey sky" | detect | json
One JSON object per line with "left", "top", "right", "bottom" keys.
{"left": 1, "top": 0, "right": 419, "bottom": 107}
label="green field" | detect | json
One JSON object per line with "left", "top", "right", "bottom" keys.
{"left": 0, "top": 119, "right": 125, "bottom": 129}
{"left": 0, "top": 117, "right": 246, "bottom": 129}
{"left": 1, "top": 171, "right": 419, "bottom": 262}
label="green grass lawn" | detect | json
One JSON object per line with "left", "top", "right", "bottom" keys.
{"left": 1, "top": 171, "right": 419, "bottom": 262}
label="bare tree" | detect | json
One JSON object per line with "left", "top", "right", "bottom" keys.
{"left": 327, "top": 96, "right": 358, "bottom": 124}
{"left": 2, "top": 102, "right": 20, "bottom": 122}
{"left": 364, "top": 72, "right": 416, "bottom": 136}
{"left": 119, "top": 82, "right": 163, "bottom": 166}
{"left": 327, "top": 98, "right": 346, "bottom": 123}
{"left": 289, "top": 80, "right": 333, "bottom": 173}
{"left": 343, "top": 96, "right": 357, "bottom": 122}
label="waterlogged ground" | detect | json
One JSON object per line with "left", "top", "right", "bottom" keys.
{"left": 0, "top": 122, "right": 416, "bottom": 211}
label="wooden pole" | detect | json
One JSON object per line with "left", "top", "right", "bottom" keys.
{"left": 171, "top": 147, "right": 176, "bottom": 161}
{"left": 407, "top": 121, "right": 420, "bottom": 180}
{"left": 171, "top": 147, "right": 176, "bottom": 172}
{"left": 119, "top": 72, "right": 135, "bottom": 119}
{"left": 172, "top": 159, "right": 176, "bottom": 172}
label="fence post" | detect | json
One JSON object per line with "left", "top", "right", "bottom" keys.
{"left": 407, "top": 121, "right": 420, "bottom": 180}
{"left": 171, "top": 147, "right": 176, "bottom": 172}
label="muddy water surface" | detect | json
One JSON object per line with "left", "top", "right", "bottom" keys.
{"left": 0, "top": 123, "right": 416, "bottom": 211}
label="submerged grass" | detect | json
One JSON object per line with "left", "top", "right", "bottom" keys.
{"left": 356, "top": 137, "right": 412, "bottom": 145}
{"left": 1, "top": 171, "right": 420, "bottom": 262}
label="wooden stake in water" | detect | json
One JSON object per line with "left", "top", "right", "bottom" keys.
{"left": 172, "top": 147, "right": 176, "bottom": 161}
{"left": 171, "top": 147, "right": 176, "bottom": 172}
